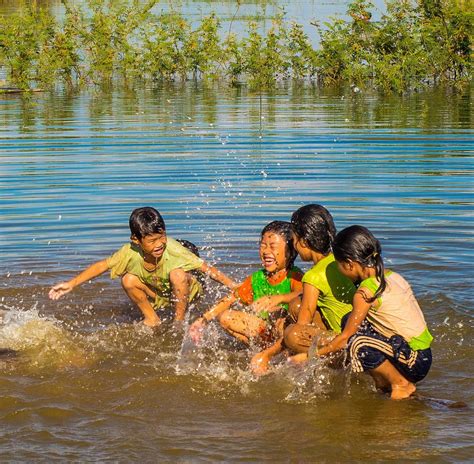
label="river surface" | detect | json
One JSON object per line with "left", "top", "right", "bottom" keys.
{"left": 0, "top": 5, "right": 473, "bottom": 462}
{"left": 0, "top": 82, "right": 472, "bottom": 462}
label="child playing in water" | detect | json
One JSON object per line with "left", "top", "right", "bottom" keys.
{"left": 189, "top": 221, "right": 303, "bottom": 374}
{"left": 49, "top": 207, "right": 236, "bottom": 327}
{"left": 284, "top": 204, "right": 356, "bottom": 361}
{"left": 315, "top": 225, "right": 433, "bottom": 400}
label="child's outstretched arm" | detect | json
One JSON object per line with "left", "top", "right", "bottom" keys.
{"left": 188, "top": 292, "right": 237, "bottom": 343}
{"left": 199, "top": 261, "right": 237, "bottom": 289}
{"left": 48, "top": 259, "right": 109, "bottom": 300}
{"left": 317, "top": 291, "right": 371, "bottom": 357}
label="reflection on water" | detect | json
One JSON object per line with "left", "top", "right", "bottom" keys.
{"left": 0, "top": 82, "right": 472, "bottom": 461}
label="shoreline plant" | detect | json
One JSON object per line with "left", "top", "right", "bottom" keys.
{"left": 0, "top": 0, "right": 471, "bottom": 92}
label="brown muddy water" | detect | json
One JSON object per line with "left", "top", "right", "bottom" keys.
{"left": 0, "top": 82, "right": 473, "bottom": 462}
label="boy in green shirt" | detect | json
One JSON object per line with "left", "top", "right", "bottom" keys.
{"left": 49, "top": 207, "right": 236, "bottom": 327}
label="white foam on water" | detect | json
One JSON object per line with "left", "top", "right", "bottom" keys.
{"left": 0, "top": 305, "right": 89, "bottom": 369}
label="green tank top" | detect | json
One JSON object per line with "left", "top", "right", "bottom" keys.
{"left": 250, "top": 267, "right": 300, "bottom": 318}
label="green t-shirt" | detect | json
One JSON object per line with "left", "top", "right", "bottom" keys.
{"left": 302, "top": 254, "right": 355, "bottom": 333}
{"left": 106, "top": 237, "right": 204, "bottom": 308}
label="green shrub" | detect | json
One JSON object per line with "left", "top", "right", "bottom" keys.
{"left": 315, "top": 0, "right": 472, "bottom": 91}
{"left": 0, "top": 0, "right": 470, "bottom": 92}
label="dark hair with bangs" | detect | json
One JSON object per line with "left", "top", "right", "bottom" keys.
{"left": 261, "top": 220, "right": 297, "bottom": 270}
{"left": 291, "top": 204, "right": 336, "bottom": 255}
{"left": 333, "top": 225, "right": 386, "bottom": 302}
{"left": 129, "top": 207, "right": 166, "bottom": 239}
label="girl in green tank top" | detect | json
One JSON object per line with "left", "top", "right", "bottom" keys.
{"left": 188, "top": 221, "right": 303, "bottom": 375}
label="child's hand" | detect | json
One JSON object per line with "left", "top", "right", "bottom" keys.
{"left": 251, "top": 295, "right": 282, "bottom": 314}
{"left": 48, "top": 282, "right": 74, "bottom": 300}
{"left": 188, "top": 317, "right": 207, "bottom": 344}
{"left": 250, "top": 352, "right": 270, "bottom": 376}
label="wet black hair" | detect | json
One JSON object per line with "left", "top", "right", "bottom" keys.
{"left": 261, "top": 220, "right": 297, "bottom": 270}
{"left": 332, "top": 225, "right": 386, "bottom": 302}
{"left": 290, "top": 204, "right": 336, "bottom": 255}
{"left": 176, "top": 239, "right": 200, "bottom": 257}
{"left": 129, "top": 207, "right": 166, "bottom": 240}
{"left": 176, "top": 239, "right": 206, "bottom": 289}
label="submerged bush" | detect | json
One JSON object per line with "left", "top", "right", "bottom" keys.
{"left": 0, "top": 3, "right": 61, "bottom": 88}
{"left": 316, "top": 0, "right": 472, "bottom": 90}
{"left": 0, "top": 0, "right": 471, "bottom": 92}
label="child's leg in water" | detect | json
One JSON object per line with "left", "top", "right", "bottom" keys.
{"left": 370, "top": 370, "right": 392, "bottom": 393}
{"left": 370, "top": 360, "right": 416, "bottom": 399}
{"left": 283, "top": 323, "right": 325, "bottom": 365}
{"left": 218, "top": 310, "right": 267, "bottom": 345}
{"left": 347, "top": 324, "right": 427, "bottom": 399}
{"left": 169, "top": 268, "right": 195, "bottom": 321}
{"left": 121, "top": 273, "right": 160, "bottom": 327}
{"left": 122, "top": 270, "right": 197, "bottom": 324}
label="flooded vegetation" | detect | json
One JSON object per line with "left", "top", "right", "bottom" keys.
{"left": 0, "top": 0, "right": 473, "bottom": 462}
{"left": 0, "top": 0, "right": 471, "bottom": 91}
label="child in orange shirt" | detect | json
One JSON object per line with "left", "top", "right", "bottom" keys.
{"left": 189, "top": 221, "right": 303, "bottom": 374}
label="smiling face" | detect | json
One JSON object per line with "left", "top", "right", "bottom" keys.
{"left": 259, "top": 231, "right": 288, "bottom": 274}
{"left": 135, "top": 232, "right": 167, "bottom": 260}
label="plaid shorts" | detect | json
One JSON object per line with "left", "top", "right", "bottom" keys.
{"left": 341, "top": 313, "right": 432, "bottom": 383}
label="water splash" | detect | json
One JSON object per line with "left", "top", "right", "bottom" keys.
{"left": 175, "top": 320, "right": 257, "bottom": 395}
{"left": 282, "top": 355, "right": 352, "bottom": 403}
{"left": 0, "top": 305, "right": 90, "bottom": 369}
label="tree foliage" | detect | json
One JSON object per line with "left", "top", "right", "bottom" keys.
{"left": 0, "top": 0, "right": 471, "bottom": 92}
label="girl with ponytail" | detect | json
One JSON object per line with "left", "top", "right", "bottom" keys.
{"left": 317, "top": 225, "right": 433, "bottom": 400}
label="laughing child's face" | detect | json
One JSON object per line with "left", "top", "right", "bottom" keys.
{"left": 259, "top": 232, "right": 287, "bottom": 274}
{"left": 136, "top": 232, "right": 167, "bottom": 260}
